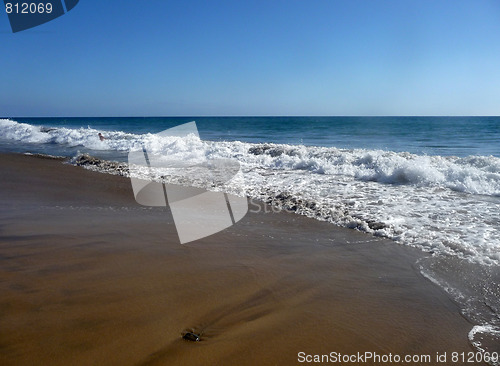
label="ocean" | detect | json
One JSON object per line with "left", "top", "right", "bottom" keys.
{"left": 1, "top": 116, "right": 500, "bottom": 159}
{"left": 1, "top": 116, "right": 500, "bottom": 355}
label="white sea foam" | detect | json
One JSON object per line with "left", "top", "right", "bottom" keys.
{"left": 2, "top": 118, "right": 500, "bottom": 264}
{"left": 469, "top": 325, "right": 500, "bottom": 364}
{"left": 0, "top": 118, "right": 141, "bottom": 151}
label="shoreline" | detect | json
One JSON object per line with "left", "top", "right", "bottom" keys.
{"left": 0, "top": 153, "right": 481, "bottom": 365}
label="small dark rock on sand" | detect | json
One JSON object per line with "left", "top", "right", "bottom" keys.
{"left": 182, "top": 332, "right": 201, "bottom": 342}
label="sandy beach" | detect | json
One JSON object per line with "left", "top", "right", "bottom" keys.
{"left": 0, "top": 153, "right": 479, "bottom": 366}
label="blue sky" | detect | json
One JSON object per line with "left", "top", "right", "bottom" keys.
{"left": 1, "top": 0, "right": 500, "bottom": 116}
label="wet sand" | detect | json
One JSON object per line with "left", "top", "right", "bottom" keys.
{"left": 0, "top": 153, "right": 478, "bottom": 365}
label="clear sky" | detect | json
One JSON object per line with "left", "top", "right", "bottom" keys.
{"left": 1, "top": 0, "right": 500, "bottom": 116}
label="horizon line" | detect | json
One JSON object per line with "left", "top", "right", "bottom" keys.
{"left": 3, "top": 115, "right": 500, "bottom": 119}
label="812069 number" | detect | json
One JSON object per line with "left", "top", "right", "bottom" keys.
{"left": 5, "top": 2, "right": 53, "bottom": 14}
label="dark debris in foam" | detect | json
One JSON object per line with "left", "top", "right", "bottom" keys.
{"left": 71, "top": 154, "right": 129, "bottom": 177}
{"left": 264, "top": 191, "right": 387, "bottom": 232}
{"left": 366, "top": 221, "right": 387, "bottom": 230}
{"left": 248, "top": 144, "right": 299, "bottom": 157}
{"left": 272, "top": 192, "right": 320, "bottom": 212}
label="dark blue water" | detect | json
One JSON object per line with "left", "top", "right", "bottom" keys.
{"left": 2, "top": 116, "right": 500, "bottom": 158}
